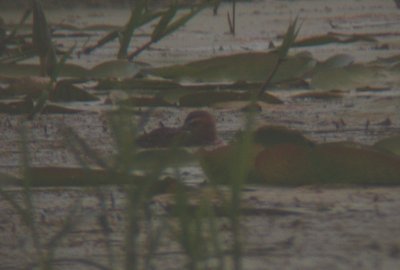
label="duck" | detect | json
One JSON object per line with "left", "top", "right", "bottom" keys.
{"left": 199, "top": 125, "right": 400, "bottom": 186}
{"left": 136, "top": 110, "right": 217, "bottom": 148}
{"left": 199, "top": 125, "right": 314, "bottom": 185}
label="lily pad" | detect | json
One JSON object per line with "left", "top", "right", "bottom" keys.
{"left": 97, "top": 78, "right": 265, "bottom": 91}
{"left": 41, "top": 103, "right": 84, "bottom": 114}
{"left": 50, "top": 80, "right": 99, "bottom": 102}
{"left": 178, "top": 91, "right": 282, "bottom": 107}
{"left": 292, "top": 91, "right": 343, "bottom": 100}
{"left": 0, "top": 98, "right": 33, "bottom": 114}
{"left": 97, "top": 78, "right": 183, "bottom": 90}
{"left": 310, "top": 64, "right": 380, "bottom": 90}
{"left": 146, "top": 51, "right": 316, "bottom": 83}
{"left": 119, "top": 96, "right": 173, "bottom": 107}
{"left": 1, "top": 76, "right": 48, "bottom": 98}
{"left": 374, "top": 135, "right": 400, "bottom": 156}
{"left": 0, "top": 63, "right": 88, "bottom": 78}
{"left": 318, "top": 54, "right": 355, "bottom": 69}
{"left": 89, "top": 60, "right": 143, "bottom": 79}
{"left": 294, "top": 33, "right": 376, "bottom": 47}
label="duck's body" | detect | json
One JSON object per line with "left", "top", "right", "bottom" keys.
{"left": 136, "top": 110, "right": 217, "bottom": 148}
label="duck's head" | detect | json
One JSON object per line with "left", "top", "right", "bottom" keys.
{"left": 181, "top": 110, "right": 217, "bottom": 146}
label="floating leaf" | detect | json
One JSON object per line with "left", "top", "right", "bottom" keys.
{"left": 96, "top": 78, "right": 264, "bottom": 92}
{"left": 374, "top": 135, "right": 400, "bottom": 156}
{"left": 1, "top": 76, "right": 48, "bottom": 98}
{"left": 318, "top": 54, "right": 354, "bottom": 69}
{"left": 146, "top": 51, "right": 315, "bottom": 83}
{"left": 41, "top": 103, "right": 83, "bottom": 114}
{"left": 50, "top": 80, "right": 99, "bottom": 102}
{"left": 294, "top": 33, "right": 376, "bottom": 47}
{"left": 0, "top": 97, "right": 33, "bottom": 114}
{"left": 372, "top": 54, "right": 400, "bottom": 66}
{"left": 0, "top": 64, "right": 42, "bottom": 77}
{"left": 178, "top": 91, "right": 282, "bottom": 107}
{"left": 0, "top": 63, "right": 88, "bottom": 78}
{"left": 355, "top": 86, "right": 390, "bottom": 92}
{"left": 89, "top": 60, "right": 142, "bottom": 79}
{"left": 292, "top": 91, "right": 343, "bottom": 100}
{"left": 310, "top": 64, "right": 379, "bottom": 90}
{"left": 0, "top": 172, "right": 20, "bottom": 186}
{"left": 119, "top": 96, "right": 172, "bottom": 107}
{"left": 96, "top": 78, "right": 182, "bottom": 90}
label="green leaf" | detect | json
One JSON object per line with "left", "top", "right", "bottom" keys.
{"left": 146, "top": 51, "right": 315, "bottom": 83}
{"left": 317, "top": 54, "right": 354, "bottom": 69}
{"left": 89, "top": 60, "right": 142, "bottom": 79}
{"left": 0, "top": 63, "right": 88, "bottom": 78}
{"left": 178, "top": 91, "right": 282, "bottom": 107}
{"left": 32, "top": 0, "right": 57, "bottom": 76}
{"left": 310, "top": 64, "right": 380, "bottom": 90}
{"left": 118, "top": 95, "right": 172, "bottom": 107}
{"left": 294, "top": 33, "right": 377, "bottom": 47}
{"left": 278, "top": 17, "right": 301, "bottom": 59}
{"left": 374, "top": 135, "right": 400, "bottom": 156}
{"left": 50, "top": 80, "right": 99, "bottom": 102}
{"left": 292, "top": 90, "right": 343, "bottom": 100}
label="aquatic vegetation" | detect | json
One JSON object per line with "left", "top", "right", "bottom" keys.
{"left": 1, "top": 2, "right": 400, "bottom": 269}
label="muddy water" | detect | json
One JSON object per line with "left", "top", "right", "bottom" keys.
{"left": 1, "top": 1, "right": 400, "bottom": 269}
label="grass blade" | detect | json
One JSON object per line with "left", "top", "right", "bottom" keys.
{"left": 151, "top": 5, "right": 178, "bottom": 42}
{"left": 32, "top": 0, "right": 57, "bottom": 77}
{"left": 258, "top": 18, "right": 301, "bottom": 96}
{"left": 117, "top": 0, "right": 148, "bottom": 59}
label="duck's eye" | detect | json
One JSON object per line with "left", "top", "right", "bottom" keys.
{"left": 185, "top": 118, "right": 200, "bottom": 126}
